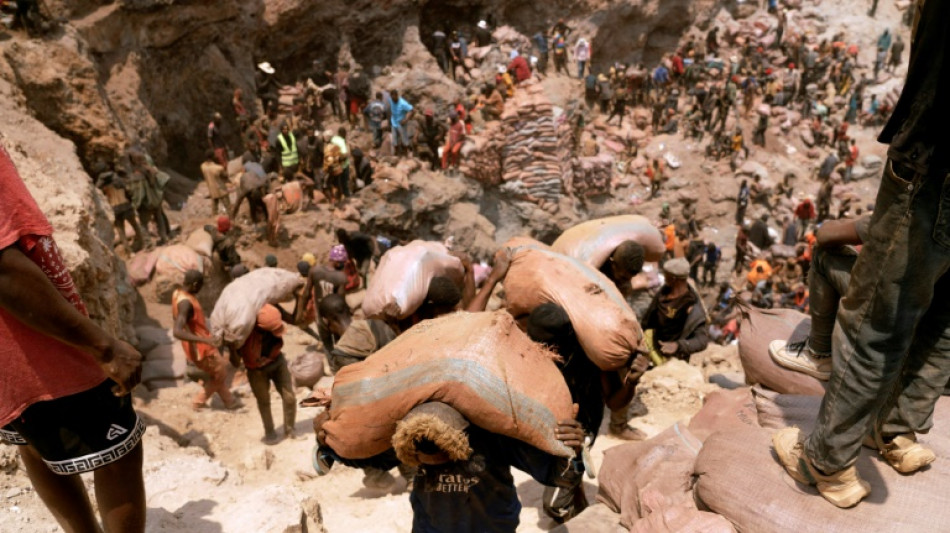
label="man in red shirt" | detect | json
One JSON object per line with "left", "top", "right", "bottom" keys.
{"left": 794, "top": 197, "right": 817, "bottom": 240}
{"left": 507, "top": 50, "right": 532, "bottom": 83}
{"left": 442, "top": 112, "right": 467, "bottom": 175}
{"left": 0, "top": 144, "right": 145, "bottom": 532}
{"left": 231, "top": 304, "right": 297, "bottom": 444}
{"left": 844, "top": 139, "right": 859, "bottom": 182}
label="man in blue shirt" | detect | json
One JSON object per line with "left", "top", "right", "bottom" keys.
{"left": 389, "top": 89, "right": 414, "bottom": 157}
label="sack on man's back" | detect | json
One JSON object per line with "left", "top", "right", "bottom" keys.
{"left": 323, "top": 310, "right": 575, "bottom": 460}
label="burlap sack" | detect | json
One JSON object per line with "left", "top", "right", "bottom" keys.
{"left": 289, "top": 349, "right": 325, "bottom": 389}
{"left": 551, "top": 215, "right": 666, "bottom": 267}
{"left": 695, "top": 424, "right": 950, "bottom": 532}
{"left": 184, "top": 229, "right": 214, "bottom": 257}
{"left": 362, "top": 240, "right": 464, "bottom": 320}
{"left": 752, "top": 385, "right": 823, "bottom": 434}
{"left": 324, "top": 310, "right": 575, "bottom": 460}
{"left": 209, "top": 268, "right": 303, "bottom": 344}
{"left": 597, "top": 422, "right": 702, "bottom": 530}
{"left": 688, "top": 387, "right": 759, "bottom": 442}
{"left": 549, "top": 503, "right": 626, "bottom": 533}
{"left": 504, "top": 248, "right": 641, "bottom": 371}
{"left": 281, "top": 181, "right": 303, "bottom": 213}
{"left": 737, "top": 304, "right": 826, "bottom": 395}
{"left": 502, "top": 236, "right": 549, "bottom": 252}
{"left": 153, "top": 244, "right": 207, "bottom": 303}
{"left": 628, "top": 502, "right": 736, "bottom": 533}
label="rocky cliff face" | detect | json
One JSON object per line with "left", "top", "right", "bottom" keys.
{"left": 0, "top": 0, "right": 720, "bottom": 340}
{"left": 13, "top": 0, "right": 721, "bottom": 175}
{"left": 0, "top": 70, "right": 136, "bottom": 342}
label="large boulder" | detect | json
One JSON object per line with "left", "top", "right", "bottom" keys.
{"left": 0, "top": 75, "right": 136, "bottom": 342}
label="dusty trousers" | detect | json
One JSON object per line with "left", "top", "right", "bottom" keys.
{"left": 247, "top": 354, "right": 296, "bottom": 434}
{"left": 804, "top": 160, "right": 950, "bottom": 472}
{"left": 806, "top": 246, "right": 858, "bottom": 356}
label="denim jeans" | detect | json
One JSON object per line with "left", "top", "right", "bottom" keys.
{"left": 805, "top": 160, "right": 950, "bottom": 472}
{"left": 806, "top": 246, "right": 858, "bottom": 355}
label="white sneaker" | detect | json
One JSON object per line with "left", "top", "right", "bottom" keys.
{"left": 769, "top": 340, "right": 832, "bottom": 381}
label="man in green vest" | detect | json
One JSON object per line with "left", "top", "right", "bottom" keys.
{"left": 277, "top": 122, "right": 299, "bottom": 181}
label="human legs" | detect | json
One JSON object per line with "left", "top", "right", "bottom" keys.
{"left": 94, "top": 442, "right": 146, "bottom": 533}
{"left": 802, "top": 162, "right": 950, "bottom": 475}
{"left": 807, "top": 246, "right": 857, "bottom": 355}
{"left": 247, "top": 367, "right": 276, "bottom": 438}
{"left": 877, "top": 272, "right": 950, "bottom": 438}
{"left": 18, "top": 445, "right": 100, "bottom": 533}
{"left": 194, "top": 352, "right": 235, "bottom": 408}
{"left": 212, "top": 194, "right": 231, "bottom": 217}
{"left": 271, "top": 357, "right": 297, "bottom": 434}
{"left": 770, "top": 246, "right": 856, "bottom": 379}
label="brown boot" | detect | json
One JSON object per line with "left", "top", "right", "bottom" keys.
{"left": 864, "top": 431, "right": 936, "bottom": 474}
{"left": 772, "top": 427, "right": 870, "bottom": 508}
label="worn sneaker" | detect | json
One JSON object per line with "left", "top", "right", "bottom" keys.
{"left": 608, "top": 423, "right": 647, "bottom": 441}
{"left": 864, "top": 431, "right": 936, "bottom": 474}
{"left": 772, "top": 427, "right": 871, "bottom": 508}
{"left": 769, "top": 340, "right": 832, "bottom": 381}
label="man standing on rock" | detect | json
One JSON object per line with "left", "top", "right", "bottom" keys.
{"left": 773, "top": 0, "right": 950, "bottom": 508}
{"left": 96, "top": 164, "right": 146, "bottom": 253}
{"left": 0, "top": 144, "right": 145, "bottom": 533}
{"left": 389, "top": 89, "right": 414, "bottom": 157}
{"left": 173, "top": 270, "right": 239, "bottom": 411}
{"left": 277, "top": 122, "right": 300, "bottom": 182}
{"left": 363, "top": 92, "right": 388, "bottom": 149}
{"left": 442, "top": 111, "right": 466, "bottom": 175}
{"left": 200, "top": 149, "right": 232, "bottom": 216}
{"left": 208, "top": 112, "right": 229, "bottom": 168}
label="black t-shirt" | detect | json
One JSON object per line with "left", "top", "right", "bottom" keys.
{"left": 879, "top": 0, "right": 950, "bottom": 175}
{"left": 342, "top": 231, "right": 376, "bottom": 266}
{"left": 335, "top": 427, "right": 580, "bottom": 533}
{"left": 650, "top": 286, "right": 698, "bottom": 345}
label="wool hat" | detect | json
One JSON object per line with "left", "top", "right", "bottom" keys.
{"left": 663, "top": 258, "right": 690, "bottom": 278}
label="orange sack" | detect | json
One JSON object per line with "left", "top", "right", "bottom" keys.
{"left": 504, "top": 248, "right": 642, "bottom": 371}
{"left": 323, "top": 310, "right": 575, "bottom": 460}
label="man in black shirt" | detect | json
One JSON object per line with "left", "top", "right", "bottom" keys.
{"left": 774, "top": 0, "right": 950, "bottom": 509}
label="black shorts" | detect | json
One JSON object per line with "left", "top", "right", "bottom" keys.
{"left": 0, "top": 380, "right": 144, "bottom": 475}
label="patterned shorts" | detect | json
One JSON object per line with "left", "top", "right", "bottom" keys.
{"left": 1, "top": 380, "right": 144, "bottom": 475}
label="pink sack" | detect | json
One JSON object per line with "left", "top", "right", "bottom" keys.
{"left": 362, "top": 241, "right": 464, "bottom": 320}
{"left": 127, "top": 250, "right": 159, "bottom": 286}
{"left": 551, "top": 215, "right": 666, "bottom": 267}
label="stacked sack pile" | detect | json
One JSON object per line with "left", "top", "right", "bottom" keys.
{"left": 559, "top": 300, "right": 950, "bottom": 531}
{"left": 571, "top": 153, "right": 614, "bottom": 197}
{"left": 461, "top": 82, "right": 573, "bottom": 212}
